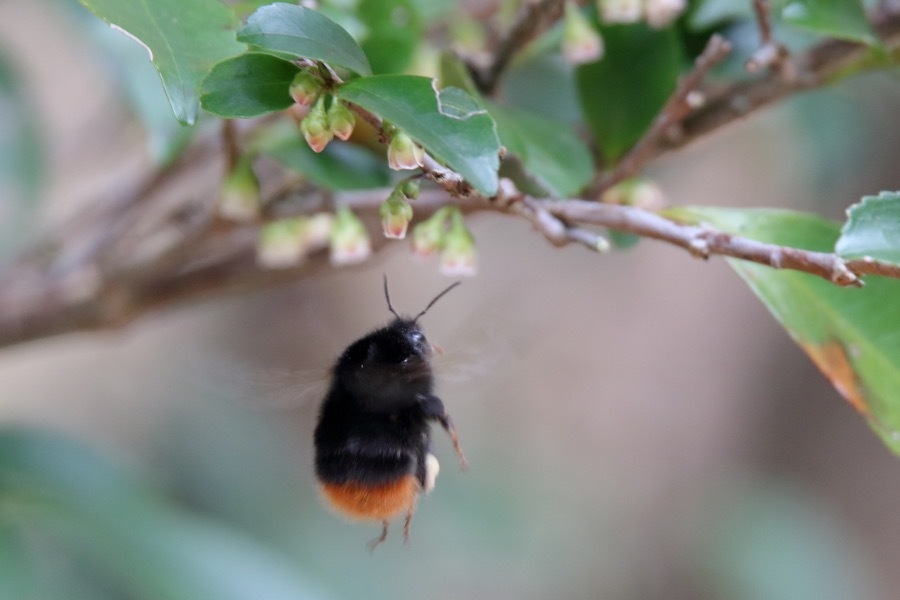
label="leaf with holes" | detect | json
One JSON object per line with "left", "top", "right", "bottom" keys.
{"left": 337, "top": 75, "right": 500, "bottom": 195}
{"left": 666, "top": 206, "right": 900, "bottom": 456}
{"left": 78, "top": 0, "right": 244, "bottom": 125}
{"left": 835, "top": 191, "right": 900, "bottom": 266}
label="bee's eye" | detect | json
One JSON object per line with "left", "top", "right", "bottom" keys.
{"left": 410, "top": 331, "right": 425, "bottom": 344}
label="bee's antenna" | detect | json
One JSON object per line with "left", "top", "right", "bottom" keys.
{"left": 414, "top": 281, "right": 461, "bottom": 322}
{"left": 383, "top": 275, "right": 401, "bottom": 319}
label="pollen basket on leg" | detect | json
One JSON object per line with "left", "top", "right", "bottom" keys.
{"left": 319, "top": 475, "right": 420, "bottom": 521}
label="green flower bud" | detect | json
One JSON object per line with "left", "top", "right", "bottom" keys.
{"left": 218, "top": 157, "right": 260, "bottom": 222}
{"left": 379, "top": 190, "right": 414, "bottom": 239}
{"left": 327, "top": 101, "right": 356, "bottom": 141}
{"left": 563, "top": 2, "right": 603, "bottom": 65}
{"left": 411, "top": 206, "right": 451, "bottom": 258}
{"left": 439, "top": 209, "right": 477, "bottom": 277}
{"left": 329, "top": 206, "right": 371, "bottom": 265}
{"left": 301, "top": 96, "right": 333, "bottom": 153}
{"left": 289, "top": 70, "right": 323, "bottom": 107}
{"left": 388, "top": 130, "right": 425, "bottom": 170}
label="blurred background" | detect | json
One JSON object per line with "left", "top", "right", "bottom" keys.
{"left": 2, "top": 1, "right": 900, "bottom": 599}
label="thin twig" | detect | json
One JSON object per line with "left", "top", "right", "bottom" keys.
{"left": 746, "top": 0, "right": 792, "bottom": 76}
{"left": 471, "top": 0, "right": 569, "bottom": 94}
{"left": 595, "top": 34, "right": 732, "bottom": 194}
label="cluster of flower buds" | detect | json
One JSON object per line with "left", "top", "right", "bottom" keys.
{"left": 387, "top": 130, "right": 425, "bottom": 171}
{"left": 291, "top": 69, "right": 356, "bottom": 153}
{"left": 256, "top": 213, "right": 334, "bottom": 269}
{"left": 410, "top": 206, "right": 477, "bottom": 276}
{"left": 599, "top": 0, "right": 686, "bottom": 28}
{"left": 379, "top": 179, "right": 419, "bottom": 239}
{"left": 563, "top": 1, "right": 604, "bottom": 65}
{"left": 218, "top": 157, "right": 260, "bottom": 222}
{"left": 329, "top": 206, "right": 371, "bottom": 266}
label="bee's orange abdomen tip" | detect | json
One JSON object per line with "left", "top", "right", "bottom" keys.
{"left": 319, "top": 475, "right": 419, "bottom": 521}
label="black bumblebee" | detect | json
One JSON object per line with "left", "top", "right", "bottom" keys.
{"left": 313, "top": 277, "right": 468, "bottom": 550}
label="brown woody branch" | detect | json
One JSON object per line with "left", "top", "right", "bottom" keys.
{"left": 5, "top": 177, "right": 900, "bottom": 349}
{"left": 595, "top": 34, "right": 732, "bottom": 193}
{"left": 1, "top": 10, "right": 899, "bottom": 350}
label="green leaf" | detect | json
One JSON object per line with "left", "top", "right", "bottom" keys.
{"left": 78, "top": 0, "right": 244, "bottom": 125}
{"left": 86, "top": 17, "right": 193, "bottom": 164}
{"left": 781, "top": 0, "right": 878, "bottom": 45}
{"left": 666, "top": 206, "right": 900, "bottom": 455}
{"left": 576, "top": 23, "right": 683, "bottom": 162}
{"left": 835, "top": 191, "right": 900, "bottom": 265}
{"left": 237, "top": 3, "right": 372, "bottom": 76}
{"left": 487, "top": 102, "right": 592, "bottom": 197}
{"left": 200, "top": 53, "right": 298, "bottom": 118}
{"left": 358, "top": 0, "right": 422, "bottom": 74}
{"left": 0, "top": 48, "right": 43, "bottom": 260}
{"left": 337, "top": 75, "right": 500, "bottom": 195}
{"left": 257, "top": 124, "right": 390, "bottom": 190}
{"left": 0, "top": 524, "right": 34, "bottom": 600}
{"left": 0, "top": 427, "right": 324, "bottom": 600}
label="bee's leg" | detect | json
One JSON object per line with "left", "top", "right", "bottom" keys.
{"left": 403, "top": 501, "right": 416, "bottom": 546}
{"left": 419, "top": 394, "right": 469, "bottom": 471}
{"left": 367, "top": 521, "right": 389, "bottom": 553}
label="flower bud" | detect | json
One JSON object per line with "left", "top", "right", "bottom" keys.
{"left": 300, "top": 96, "right": 332, "bottom": 153}
{"left": 400, "top": 179, "right": 421, "bottom": 200}
{"left": 439, "top": 209, "right": 477, "bottom": 277}
{"left": 388, "top": 130, "right": 425, "bottom": 171}
{"left": 411, "top": 206, "right": 451, "bottom": 258}
{"left": 329, "top": 206, "right": 371, "bottom": 265}
{"left": 327, "top": 101, "right": 356, "bottom": 141}
{"left": 601, "top": 178, "right": 667, "bottom": 211}
{"left": 218, "top": 158, "right": 260, "bottom": 222}
{"left": 257, "top": 217, "right": 307, "bottom": 269}
{"left": 379, "top": 190, "right": 414, "bottom": 239}
{"left": 304, "top": 212, "right": 334, "bottom": 251}
{"left": 598, "top": 0, "right": 642, "bottom": 24}
{"left": 563, "top": 2, "right": 604, "bottom": 65}
{"left": 289, "top": 70, "right": 322, "bottom": 107}
{"left": 644, "top": 0, "right": 686, "bottom": 28}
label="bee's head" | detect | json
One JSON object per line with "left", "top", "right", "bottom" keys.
{"left": 332, "top": 277, "right": 460, "bottom": 412}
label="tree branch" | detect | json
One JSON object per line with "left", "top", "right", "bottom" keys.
{"left": 595, "top": 34, "right": 732, "bottom": 193}
{"left": 470, "top": 0, "right": 570, "bottom": 94}
{"left": 655, "top": 10, "right": 900, "bottom": 160}
{"left": 1, "top": 9, "right": 899, "bottom": 350}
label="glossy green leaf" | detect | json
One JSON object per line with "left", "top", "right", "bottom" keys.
{"left": 200, "top": 53, "right": 298, "bottom": 118}
{"left": 487, "top": 102, "right": 592, "bottom": 197}
{"left": 781, "top": 0, "right": 877, "bottom": 45}
{"left": 666, "top": 206, "right": 900, "bottom": 455}
{"left": 358, "top": 0, "right": 422, "bottom": 74}
{"left": 257, "top": 124, "right": 390, "bottom": 190}
{"left": 835, "top": 191, "right": 900, "bottom": 265}
{"left": 576, "top": 23, "right": 683, "bottom": 162}
{"left": 0, "top": 427, "right": 324, "bottom": 600}
{"left": 238, "top": 3, "right": 372, "bottom": 76}
{"left": 78, "top": 0, "right": 244, "bottom": 125}
{"left": 337, "top": 75, "right": 500, "bottom": 195}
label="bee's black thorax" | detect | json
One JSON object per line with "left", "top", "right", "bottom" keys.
{"left": 314, "top": 317, "right": 436, "bottom": 488}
